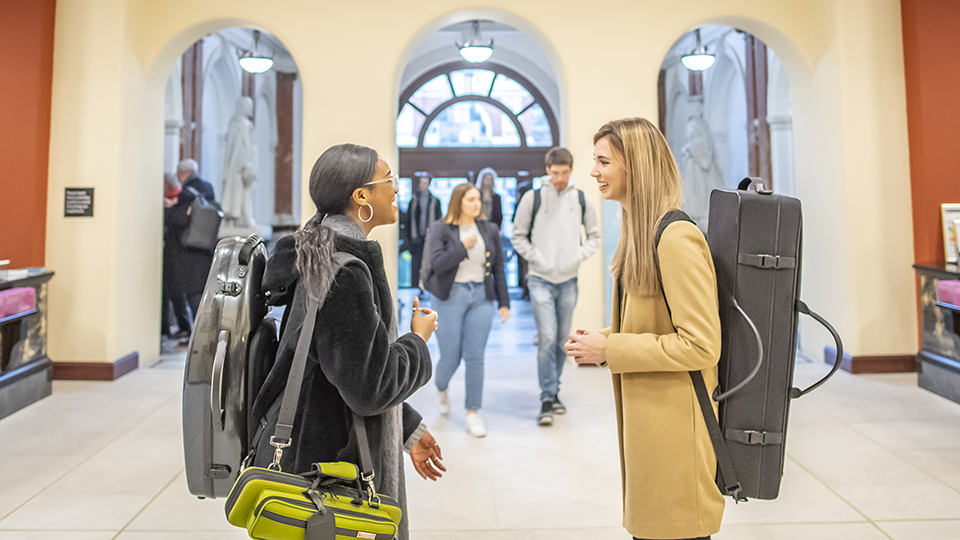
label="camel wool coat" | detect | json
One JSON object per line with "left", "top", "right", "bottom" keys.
{"left": 603, "top": 220, "right": 725, "bottom": 539}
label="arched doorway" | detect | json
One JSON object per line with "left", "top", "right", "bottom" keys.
{"left": 395, "top": 20, "right": 562, "bottom": 289}
{"left": 658, "top": 25, "right": 795, "bottom": 225}
{"left": 159, "top": 28, "right": 302, "bottom": 346}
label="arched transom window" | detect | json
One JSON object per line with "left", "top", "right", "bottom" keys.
{"left": 397, "top": 62, "right": 559, "bottom": 178}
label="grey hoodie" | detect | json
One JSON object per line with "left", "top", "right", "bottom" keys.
{"left": 511, "top": 178, "right": 601, "bottom": 284}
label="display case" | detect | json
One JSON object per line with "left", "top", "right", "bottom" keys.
{"left": 914, "top": 262, "right": 960, "bottom": 404}
{"left": 0, "top": 269, "right": 54, "bottom": 420}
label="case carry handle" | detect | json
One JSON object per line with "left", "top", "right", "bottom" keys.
{"left": 738, "top": 177, "right": 774, "bottom": 195}
{"left": 714, "top": 292, "right": 765, "bottom": 402}
{"left": 210, "top": 330, "right": 229, "bottom": 429}
{"left": 790, "top": 300, "right": 844, "bottom": 398}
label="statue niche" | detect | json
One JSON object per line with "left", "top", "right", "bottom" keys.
{"left": 221, "top": 96, "right": 257, "bottom": 229}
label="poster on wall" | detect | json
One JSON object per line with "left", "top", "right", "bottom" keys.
{"left": 942, "top": 203, "right": 960, "bottom": 264}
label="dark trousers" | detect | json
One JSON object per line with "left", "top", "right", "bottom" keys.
{"left": 409, "top": 241, "right": 425, "bottom": 290}
{"left": 186, "top": 293, "right": 202, "bottom": 329}
{"left": 161, "top": 294, "right": 192, "bottom": 335}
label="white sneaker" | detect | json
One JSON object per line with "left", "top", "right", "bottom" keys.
{"left": 465, "top": 412, "right": 487, "bottom": 438}
{"left": 437, "top": 389, "right": 450, "bottom": 415}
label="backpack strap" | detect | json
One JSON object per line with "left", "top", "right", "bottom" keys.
{"left": 578, "top": 189, "right": 586, "bottom": 223}
{"left": 268, "top": 253, "right": 374, "bottom": 479}
{"left": 653, "top": 211, "right": 745, "bottom": 502}
{"left": 528, "top": 188, "right": 587, "bottom": 242}
{"left": 527, "top": 188, "right": 542, "bottom": 242}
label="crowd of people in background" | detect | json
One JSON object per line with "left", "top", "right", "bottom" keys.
{"left": 398, "top": 147, "right": 599, "bottom": 436}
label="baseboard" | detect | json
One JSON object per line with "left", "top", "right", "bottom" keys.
{"left": 52, "top": 352, "right": 139, "bottom": 381}
{"left": 824, "top": 347, "right": 916, "bottom": 374}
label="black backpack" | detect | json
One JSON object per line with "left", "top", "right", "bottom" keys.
{"left": 653, "top": 178, "right": 843, "bottom": 502}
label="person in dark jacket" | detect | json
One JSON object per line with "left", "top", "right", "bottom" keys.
{"left": 251, "top": 144, "right": 443, "bottom": 540}
{"left": 475, "top": 167, "right": 503, "bottom": 230}
{"left": 424, "top": 182, "right": 509, "bottom": 437}
{"left": 402, "top": 173, "right": 442, "bottom": 291}
{"left": 161, "top": 172, "right": 191, "bottom": 339}
{"left": 164, "top": 159, "right": 218, "bottom": 332}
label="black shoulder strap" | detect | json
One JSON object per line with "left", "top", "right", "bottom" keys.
{"left": 268, "top": 253, "right": 375, "bottom": 479}
{"left": 527, "top": 188, "right": 542, "bottom": 242}
{"left": 653, "top": 210, "right": 745, "bottom": 502}
{"left": 578, "top": 189, "right": 586, "bottom": 223}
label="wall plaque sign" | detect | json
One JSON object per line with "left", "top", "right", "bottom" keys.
{"left": 64, "top": 188, "right": 94, "bottom": 217}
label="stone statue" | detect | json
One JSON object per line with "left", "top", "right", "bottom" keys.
{"left": 680, "top": 115, "right": 724, "bottom": 229}
{"left": 221, "top": 96, "right": 257, "bottom": 228}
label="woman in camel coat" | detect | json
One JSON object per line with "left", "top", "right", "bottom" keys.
{"left": 565, "top": 117, "right": 724, "bottom": 540}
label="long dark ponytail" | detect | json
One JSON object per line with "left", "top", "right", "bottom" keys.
{"left": 295, "top": 143, "right": 378, "bottom": 299}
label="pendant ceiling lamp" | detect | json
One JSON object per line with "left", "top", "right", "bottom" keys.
{"left": 457, "top": 21, "right": 494, "bottom": 63}
{"left": 239, "top": 30, "right": 274, "bottom": 74}
{"left": 681, "top": 29, "right": 715, "bottom": 71}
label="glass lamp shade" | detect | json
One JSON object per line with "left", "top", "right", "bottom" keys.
{"left": 239, "top": 56, "right": 274, "bottom": 74}
{"left": 681, "top": 53, "right": 715, "bottom": 71}
{"left": 459, "top": 45, "right": 493, "bottom": 63}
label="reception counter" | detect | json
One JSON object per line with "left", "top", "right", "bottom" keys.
{"left": 914, "top": 262, "right": 960, "bottom": 404}
{"left": 0, "top": 269, "right": 54, "bottom": 420}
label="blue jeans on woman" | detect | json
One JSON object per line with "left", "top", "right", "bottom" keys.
{"left": 433, "top": 282, "right": 495, "bottom": 411}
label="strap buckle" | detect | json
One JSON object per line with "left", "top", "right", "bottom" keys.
{"left": 268, "top": 436, "right": 291, "bottom": 471}
{"left": 361, "top": 471, "right": 380, "bottom": 508}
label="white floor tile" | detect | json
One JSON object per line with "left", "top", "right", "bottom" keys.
{"left": 832, "top": 485, "right": 960, "bottom": 521}
{"left": 762, "top": 522, "right": 891, "bottom": 539}
{"left": 877, "top": 519, "right": 960, "bottom": 539}
{"left": 0, "top": 533, "right": 117, "bottom": 540}
{"left": 721, "top": 459, "right": 865, "bottom": 524}
{"left": 124, "top": 472, "right": 233, "bottom": 532}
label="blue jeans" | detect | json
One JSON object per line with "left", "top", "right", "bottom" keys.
{"left": 433, "top": 282, "right": 495, "bottom": 411}
{"left": 527, "top": 275, "right": 578, "bottom": 401}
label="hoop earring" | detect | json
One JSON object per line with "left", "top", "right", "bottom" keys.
{"left": 359, "top": 204, "right": 374, "bottom": 223}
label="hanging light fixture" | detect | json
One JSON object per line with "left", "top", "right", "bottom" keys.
{"left": 681, "top": 29, "right": 715, "bottom": 71}
{"left": 457, "top": 21, "right": 494, "bottom": 63}
{"left": 239, "top": 30, "right": 274, "bottom": 74}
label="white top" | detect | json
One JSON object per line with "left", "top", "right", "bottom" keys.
{"left": 454, "top": 223, "right": 487, "bottom": 283}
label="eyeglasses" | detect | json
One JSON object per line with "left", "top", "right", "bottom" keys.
{"left": 364, "top": 174, "right": 399, "bottom": 190}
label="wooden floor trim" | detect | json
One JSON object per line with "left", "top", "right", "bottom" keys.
{"left": 52, "top": 352, "right": 139, "bottom": 381}
{"left": 824, "top": 347, "right": 916, "bottom": 374}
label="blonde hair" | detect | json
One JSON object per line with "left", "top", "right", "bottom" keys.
{"left": 444, "top": 182, "right": 487, "bottom": 224}
{"left": 594, "top": 117, "right": 684, "bottom": 296}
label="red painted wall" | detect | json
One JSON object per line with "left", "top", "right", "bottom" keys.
{"left": 0, "top": 0, "right": 56, "bottom": 268}
{"left": 902, "top": 0, "right": 960, "bottom": 265}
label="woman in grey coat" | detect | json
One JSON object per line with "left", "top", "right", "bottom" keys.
{"left": 252, "top": 143, "right": 444, "bottom": 540}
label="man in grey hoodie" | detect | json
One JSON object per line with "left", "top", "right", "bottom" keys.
{"left": 511, "top": 147, "right": 602, "bottom": 425}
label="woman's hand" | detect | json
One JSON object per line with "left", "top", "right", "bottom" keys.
{"left": 498, "top": 307, "right": 510, "bottom": 324}
{"left": 462, "top": 234, "right": 478, "bottom": 250}
{"left": 410, "top": 430, "right": 446, "bottom": 481}
{"left": 564, "top": 329, "right": 607, "bottom": 366}
{"left": 410, "top": 296, "right": 438, "bottom": 343}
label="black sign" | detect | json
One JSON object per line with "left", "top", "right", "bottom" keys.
{"left": 64, "top": 188, "right": 94, "bottom": 217}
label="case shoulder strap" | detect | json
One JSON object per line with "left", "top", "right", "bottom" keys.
{"left": 652, "top": 210, "right": 745, "bottom": 502}
{"left": 268, "top": 253, "right": 373, "bottom": 474}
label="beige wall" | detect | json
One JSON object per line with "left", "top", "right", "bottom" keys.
{"left": 45, "top": 0, "right": 915, "bottom": 366}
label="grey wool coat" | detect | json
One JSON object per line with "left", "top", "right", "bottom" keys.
{"left": 251, "top": 215, "right": 431, "bottom": 540}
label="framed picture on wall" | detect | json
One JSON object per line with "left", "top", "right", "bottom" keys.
{"left": 942, "top": 204, "right": 960, "bottom": 263}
